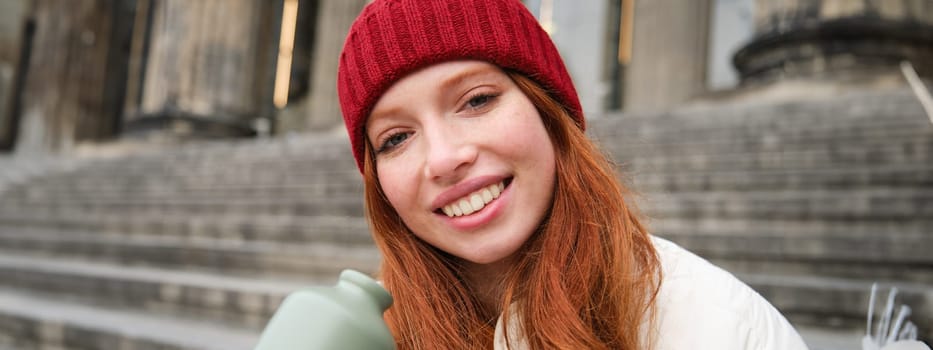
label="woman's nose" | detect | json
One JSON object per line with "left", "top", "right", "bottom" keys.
{"left": 423, "top": 124, "right": 478, "bottom": 182}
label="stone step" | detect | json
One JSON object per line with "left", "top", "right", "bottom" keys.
{"left": 796, "top": 326, "right": 864, "bottom": 350}
{"left": 630, "top": 164, "right": 933, "bottom": 192}
{"left": 0, "top": 213, "right": 374, "bottom": 245}
{"left": 3, "top": 181, "right": 364, "bottom": 202}
{"left": 739, "top": 273, "right": 933, "bottom": 340}
{"left": 653, "top": 217, "right": 933, "bottom": 239}
{"left": 643, "top": 188, "right": 933, "bottom": 221}
{"left": 81, "top": 135, "right": 351, "bottom": 161}
{"left": 70, "top": 156, "right": 353, "bottom": 178}
{"left": 17, "top": 141, "right": 354, "bottom": 185}
{"left": 613, "top": 135, "right": 933, "bottom": 171}
{"left": 0, "top": 195, "right": 366, "bottom": 217}
{"left": 68, "top": 149, "right": 346, "bottom": 164}
{"left": 598, "top": 89, "right": 924, "bottom": 136}
{"left": 716, "top": 257, "right": 933, "bottom": 287}
{"left": 655, "top": 225, "right": 933, "bottom": 283}
{"left": 599, "top": 112, "right": 931, "bottom": 150}
{"left": 57, "top": 159, "right": 356, "bottom": 178}
{"left": 0, "top": 228, "right": 380, "bottom": 279}
{"left": 65, "top": 160, "right": 354, "bottom": 180}
{"left": 605, "top": 116, "right": 930, "bottom": 150}
{"left": 0, "top": 254, "right": 305, "bottom": 330}
{"left": 24, "top": 168, "right": 361, "bottom": 190}
{"left": 660, "top": 225, "right": 932, "bottom": 263}
{"left": 12, "top": 181, "right": 361, "bottom": 199}
{"left": 0, "top": 287, "right": 259, "bottom": 349}
{"left": 0, "top": 156, "right": 86, "bottom": 203}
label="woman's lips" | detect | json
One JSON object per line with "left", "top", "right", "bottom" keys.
{"left": 436, "top": 178, "right": 512, "bottom": 231}
{"left": 431, "top": 176, "right": 510, "bottom": 211}
{"left": 440, "top": 181, "right": 504, "bottom": 217}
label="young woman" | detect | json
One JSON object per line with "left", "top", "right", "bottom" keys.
{"left": 337, "top": 0, "right": 808, "bottom": 349}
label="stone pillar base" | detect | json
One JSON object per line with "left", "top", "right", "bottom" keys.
{"left": 121, "top": 112, "right": 257, "bottom": 141}
{"left": 735, "top": 18, "right": 933, "bottom": 82}
{"left": 735, "top": 0, "right": 933, "bottom": 83}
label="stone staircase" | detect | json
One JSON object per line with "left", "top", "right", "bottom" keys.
{"left": 0, "top": 87, "right": 929, "bottom": 349}
{"left": 0, "top": 137, "right": 378, "bottom": 349}
{"left": 591, "top": 87, "right": 933, "bottom": 345}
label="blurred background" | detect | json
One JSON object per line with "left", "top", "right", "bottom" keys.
{"left": 0, "top": 0, "right": 931, "bottom": 349}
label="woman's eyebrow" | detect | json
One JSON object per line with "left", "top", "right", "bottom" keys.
{"left": 369, "top": 65, "right": 502, "bottom": 125}
{"left": 369, "top": 105, "right": 403, "bottom": 124}
{"left": 439, "top": 66, "right": 501, "bottom": 92}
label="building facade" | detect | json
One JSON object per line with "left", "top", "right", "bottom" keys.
{"left": 1, "top": 0, "right": 929, "bottom": 154}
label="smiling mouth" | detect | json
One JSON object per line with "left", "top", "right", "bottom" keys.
{"left": 437, "top": 178, "right": 512, "bottom": 217}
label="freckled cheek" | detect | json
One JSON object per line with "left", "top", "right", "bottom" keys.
{"left": 492, "top": 112, "right": 552, "bottom": 158}
{"left": 377, "top": 164, "right": 422, "bottom": 217}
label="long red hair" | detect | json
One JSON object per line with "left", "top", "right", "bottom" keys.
{"left": 363, "top": 70, "right": 661, "bottom": 349}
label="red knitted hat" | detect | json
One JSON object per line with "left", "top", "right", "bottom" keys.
{"left": 337, "top": 0, "right": 583, "bottom": 172}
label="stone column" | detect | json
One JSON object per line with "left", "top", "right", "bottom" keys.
{"left": 13, "top": 0, "right": 134, "bottom": 155}
{"left": 0, "top": 0, "right": 28, "bottom": 151}
{"left": 130, "top": 0, "right": 280, "bottom": 139}
{"left": 623, "top": 0, "right": 713, "bottom": 112}
{"left": 298, "top": 0, "right": 368, "bottom": 133}
{"left": 734, "top": 0, "right": 933, "bottom": 82}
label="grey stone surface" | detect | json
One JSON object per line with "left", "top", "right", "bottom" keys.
{"left": 0, "top": 228, "right": 380, "bottom": 279}
{"left": 0, "top": 288, "right": 259, "bottom": 350}
{"left": 0, "top": 253, "right": 301, "bottom": 330}
{"left": 0, "top": 214, "right": 373, "bottom": 245}
{"left": 797, "top": 326, "right": 863, "bottom": 350}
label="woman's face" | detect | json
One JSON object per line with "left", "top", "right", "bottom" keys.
{"left": 367, "top": 60, "right": 556, "bottom": 267}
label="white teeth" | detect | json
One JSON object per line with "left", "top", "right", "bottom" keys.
{"left": 441, "top": 181, "right": 505, "bottom": 218}
{"left": 470, "top": 194, "right": 484, "bottom": 211}
{"left": 481, "top": 189, "right": 493, "bottom": 203}
{"left": 459, "top": 199, "right": 474, "bottom": 215}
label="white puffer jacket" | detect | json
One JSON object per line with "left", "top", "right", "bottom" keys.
{"left": 494, "top": 236, "right": 810, "bottom": 350}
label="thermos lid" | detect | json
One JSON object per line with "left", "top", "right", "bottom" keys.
{"left": 339, "top": 269, "right": 393, "bottom": 312}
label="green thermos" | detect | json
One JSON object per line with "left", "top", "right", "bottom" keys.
{"left": 254, "top": 269, "right": 396, "bottom": 349}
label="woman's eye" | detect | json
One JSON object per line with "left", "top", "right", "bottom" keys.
{"left": 466, "top": 93, "right": 497, "bottom": 110}
{"left": 378, "top": 132, "right": 410, "bottom": 153}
